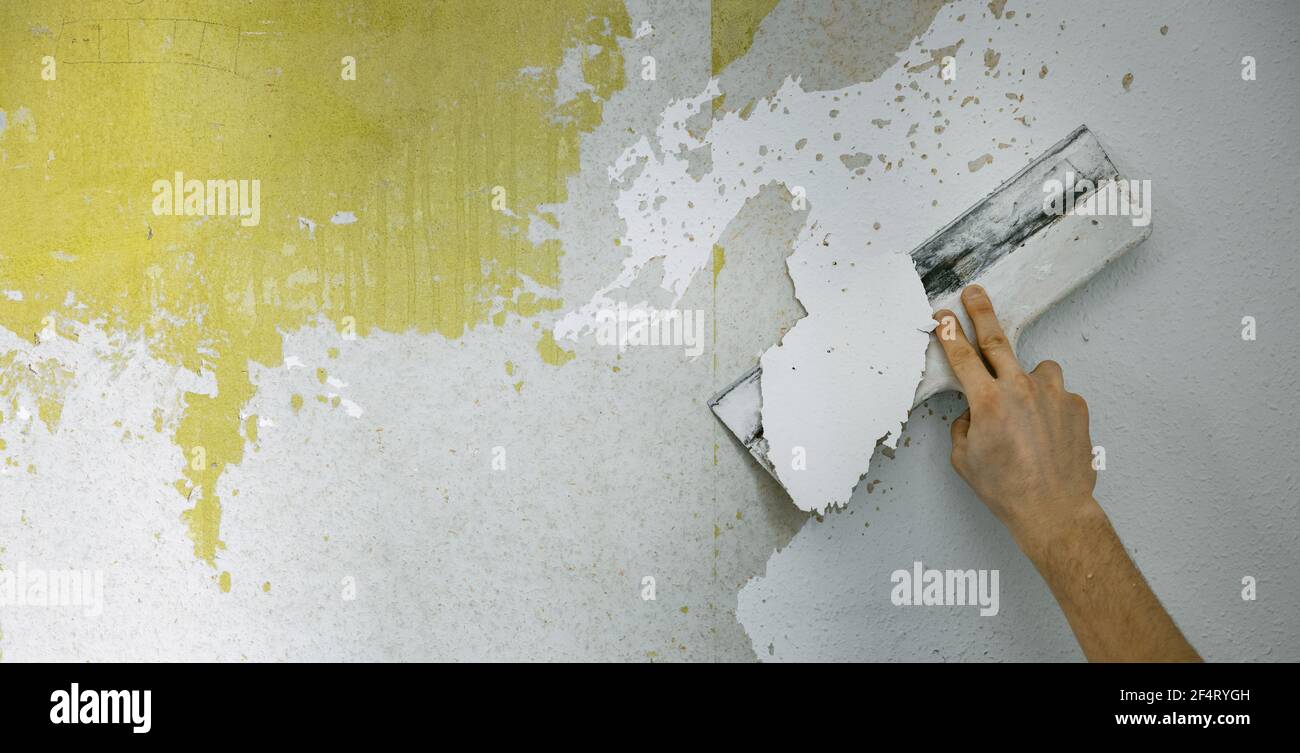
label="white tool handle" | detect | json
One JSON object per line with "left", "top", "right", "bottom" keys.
{"left": 913, "top": 179, "right": 1150, "bottom": 404}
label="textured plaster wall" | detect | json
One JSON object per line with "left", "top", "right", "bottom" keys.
{"left": 0, "top": 0, "right": 1296, "bottom": 661}
{"left": 733, "top": 0, "right": 1300, "bottom": 661}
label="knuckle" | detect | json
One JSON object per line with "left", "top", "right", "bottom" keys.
{"left": 947, "top": 346, "right": 976, "bottom": 365}
{"left": 1036, "top": 371, "right": 1064, "bottom": 391}
{"left": 979, "top": 333, "right": 1009, "bottom": 350}
{"left": 1010, "top": 373, "right": 1035, "bottom": 393}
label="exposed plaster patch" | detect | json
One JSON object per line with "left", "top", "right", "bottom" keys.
{"left": 983, "top": 48, "right": 1001, "bottom": 71}
{"left": 554, "top": 43, "right": 597, "bottom": 107}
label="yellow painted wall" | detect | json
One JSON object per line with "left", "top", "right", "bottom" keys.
{"left": 0, "top": 0, "right": 630, "bottom": 565}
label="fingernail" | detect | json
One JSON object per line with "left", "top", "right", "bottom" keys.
{"left": 965, "top": 284, "right": 984, "bottom": 296}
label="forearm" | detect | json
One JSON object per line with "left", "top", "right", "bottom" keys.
{"left": 935, "top": 288, "right": 1198, "bottom": 662}
{"left": 1017, "top": 498, "right": 1200, "bottom": 663}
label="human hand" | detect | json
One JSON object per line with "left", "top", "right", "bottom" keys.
{"left": 933, "top": 285, "right": 1100, "bottom": 555}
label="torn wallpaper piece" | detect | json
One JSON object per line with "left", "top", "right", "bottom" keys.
{"left": 761, "top": 249, "right": 933, "bottom": 513}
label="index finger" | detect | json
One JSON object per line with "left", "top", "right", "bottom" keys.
{"left": 932, "top": 309, "right": 994, "bottom": 395}
{"left": 961, "top": 285, "right": 1022, "bottom": 377}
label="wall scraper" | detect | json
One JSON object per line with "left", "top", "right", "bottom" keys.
{"left": 709, "top": 125, "right": 1152, "bottom": 484}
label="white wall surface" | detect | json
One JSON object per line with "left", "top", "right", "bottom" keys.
{"left": 1, "top": 0, "right": 1296, "bottom": 661}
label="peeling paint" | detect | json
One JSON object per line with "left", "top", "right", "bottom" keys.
{"left": 0, "top": 0, "right": 630, "bottom": 569}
